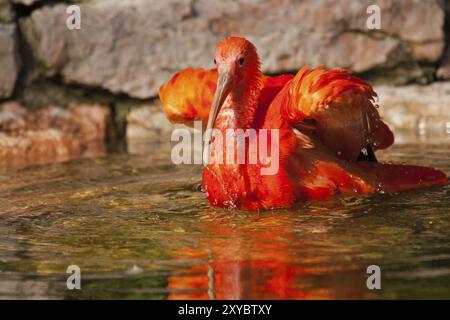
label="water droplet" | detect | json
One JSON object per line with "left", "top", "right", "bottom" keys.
{"left": 361, "top": 148, "right": 368, "bottom": 156}
{"left": 173, "top": 226, "right": 185, "bottom": 233}
{"left": 125, "top": 265, "right": 143, "bottom": 276}
{"left": 377, "top": 182, "right": 385, "bottom": 194}
{"left": 417, "top": 117, "right": 427, "bottom": 136}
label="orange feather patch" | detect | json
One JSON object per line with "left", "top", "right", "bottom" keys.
{"left": 159, "top": 68, "right": 217, "bottom": 126}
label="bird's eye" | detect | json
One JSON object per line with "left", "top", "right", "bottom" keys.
{"left": 238, "top": 57, "right": 245, "bottom": 66}
{"left": 214, "top": 58, "right": 217, "bottom": 65}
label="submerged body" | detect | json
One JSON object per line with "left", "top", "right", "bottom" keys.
{"left": 160, "top": 37, "right": 448, "bottom": 210}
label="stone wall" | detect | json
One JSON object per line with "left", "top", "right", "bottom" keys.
{"left": 3, "top": 0, "right": 447, "bottom": 101}
{"left": 0, "top": 0, "right": 449, "bottom": 167}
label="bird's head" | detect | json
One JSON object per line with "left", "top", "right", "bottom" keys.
{"left": 204, "top": 37, "right": 261, "bottom": 161}
{"left": 213, "top": 37, "right": 260, "bottom": 86}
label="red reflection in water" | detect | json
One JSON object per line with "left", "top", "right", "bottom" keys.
{"left": 167, "top": 212, "right": 331, "bottom": 300}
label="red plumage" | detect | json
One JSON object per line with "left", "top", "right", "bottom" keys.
{"left": 159, "top": 37, "right": 447, "bottom": 210}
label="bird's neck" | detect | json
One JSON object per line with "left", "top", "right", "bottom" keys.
{"left": 216, "top": 72, "right": 263, "bottom": 130}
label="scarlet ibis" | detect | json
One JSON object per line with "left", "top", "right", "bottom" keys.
{"left": 159, "top": 37, "right": 448, "bottom": 210}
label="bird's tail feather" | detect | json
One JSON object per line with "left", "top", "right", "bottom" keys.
{"left": 358, "top": 162, "right": 448, "bottom": 192}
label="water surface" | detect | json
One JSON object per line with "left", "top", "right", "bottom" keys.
{"left": 0, "top": 142, "right": 449, "bottom": 299}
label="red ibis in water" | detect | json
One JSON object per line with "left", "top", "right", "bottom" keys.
{"left": 159, "top": 37, "right": 448, "bottom": 210}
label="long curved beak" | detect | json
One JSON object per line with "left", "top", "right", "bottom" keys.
{"left": 203, "top": 66, "right": 234, "bottom": 166}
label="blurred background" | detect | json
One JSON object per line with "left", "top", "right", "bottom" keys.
{"left": 0, "top": 0, "right": 449, "bottom": 169}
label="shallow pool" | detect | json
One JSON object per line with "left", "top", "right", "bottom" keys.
{"left": 0, "top": 142, "right": 449, "bottom": 299}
